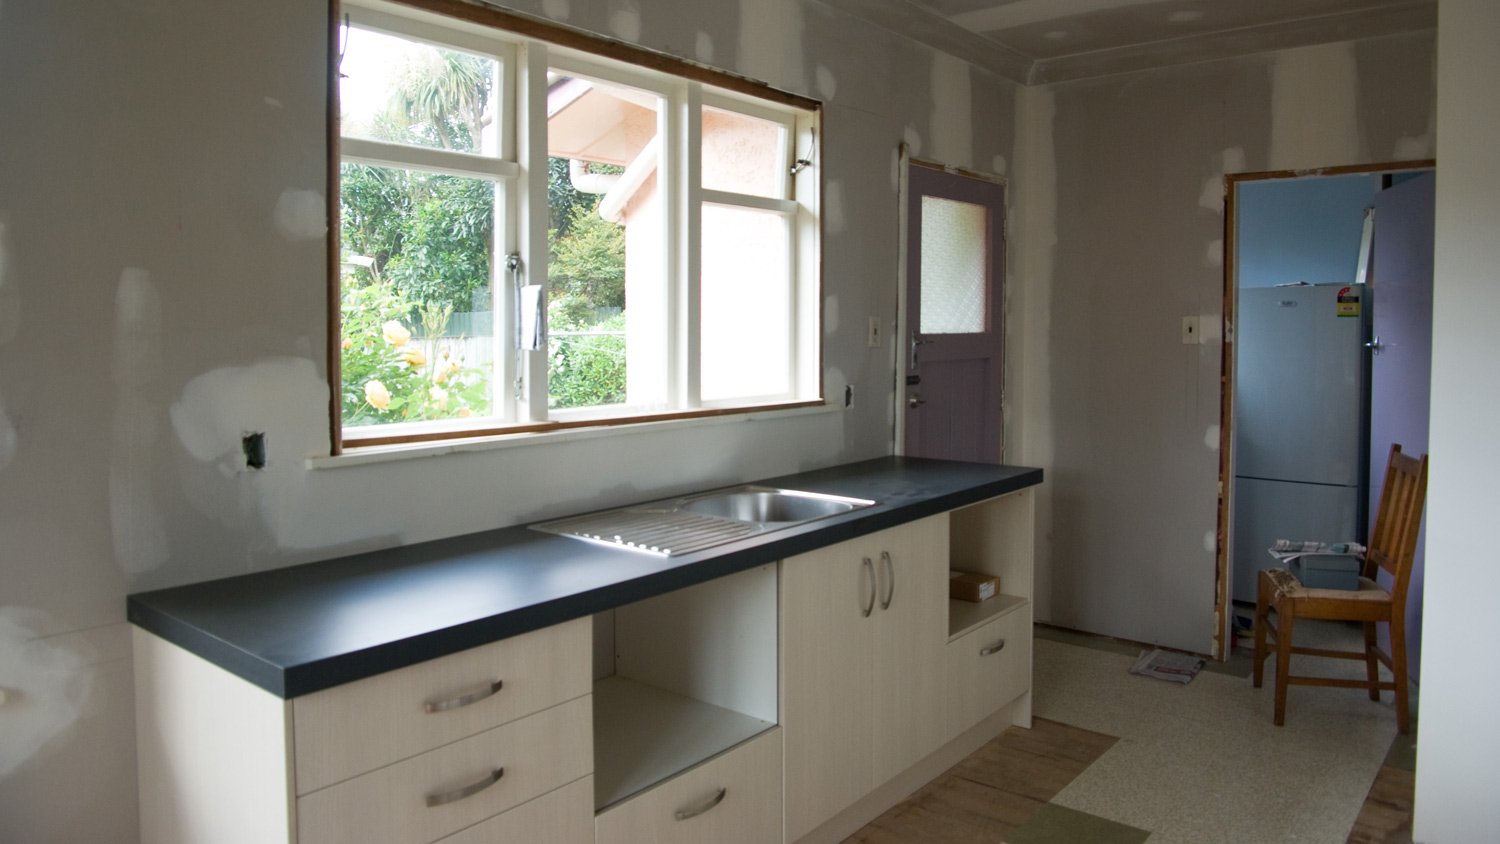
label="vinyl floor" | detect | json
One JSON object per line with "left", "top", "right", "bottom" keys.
{"left": 847, "top": 622, "right": 1415, "bottom": 843}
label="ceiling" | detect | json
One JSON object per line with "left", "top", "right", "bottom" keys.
{"left": 822, "top": 0, "right": 1437, "bottom": 84}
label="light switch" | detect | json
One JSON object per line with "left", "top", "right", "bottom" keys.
{"left": 1181, "top": 316, "right": 1200, "bottom": 344}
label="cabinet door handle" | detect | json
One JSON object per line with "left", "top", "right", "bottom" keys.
{"left": 879, "top": 550, "right": 895, "bottom": 610}
{"left": 423, "top": 679, "right": 503, "bottom": 713}
{"left": 860, "top": 557, "right": 876, "bottom": 617}
{"left": 673, "top": 786, "right": 727, "bottom": 821}
{"left": 980, "top": 639, "right": 1007, "bottom": 656}
{"left": 425, "top": 767, "right": 504, "bottom": 807}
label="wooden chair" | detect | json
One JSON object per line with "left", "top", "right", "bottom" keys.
{"left": 1253, "top": 443, "right": 1429, "bottom": 734}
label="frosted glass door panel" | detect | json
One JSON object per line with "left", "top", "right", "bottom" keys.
{"left": 919, "top": 197, "right": 988, "bottom": 335}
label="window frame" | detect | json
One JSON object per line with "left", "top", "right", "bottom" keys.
{"left": 330, "top": 0, "right": 823, "bottom": 452}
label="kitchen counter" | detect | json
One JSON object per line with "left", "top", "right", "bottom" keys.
{"left": 127, "top": 456, "right": 1042, "bottom": 698}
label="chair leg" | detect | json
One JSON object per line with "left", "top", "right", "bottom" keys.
{"left": 1363, "top": 621, "right": 1381, "bottom": 702}
{"left": 1253, "top": 573, "right": 1269, "bottom": 688}
{"left": 1390, "top": 617, "right": 1411, "bottom": 735}
{"left": 1274, "top": 603, "right": 1295, "bottom": 727}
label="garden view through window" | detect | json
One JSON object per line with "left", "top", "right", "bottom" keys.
{"left": 334, "top": 2, "right": 820, "bottom": 448}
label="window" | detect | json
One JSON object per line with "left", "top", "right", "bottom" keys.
{"left": 333, "top": 0, "right": 821, "bottom": 449}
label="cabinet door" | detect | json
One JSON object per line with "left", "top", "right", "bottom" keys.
{"left": 871, "top": 514, "right": 948, "bottom": 780}
{"left": 780, "top": 534, "right": 879, "bottom": 841}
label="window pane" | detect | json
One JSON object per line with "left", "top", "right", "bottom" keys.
{"left": 340, "top": 26, "right": 498, "bottom": 154}
{"left": 701, "top": 204, "right": 790, "bottom": 401}
{"left": 702, "top": 106, "right": 786, "bottom": 198}
{"left": 340, "top": 163, "right": 495, "bottom": 427}
{"left": 546, "top": 74, "right": 664, "bottom": 410}
{"left": 919, "top": 196, "right": 987, "bottom": 335}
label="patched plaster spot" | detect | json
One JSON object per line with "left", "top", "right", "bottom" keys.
{"left": 1204, "top": 424, "right": 1220, "bottom": 450}
{"left": 1205, "top": 238, "right": 1224, "bottom": 267}
{"left": 824, "top": 295, "right": 839, "bottom": 335}
{"left": 0, "top": 607, "right": 94, "bottom": 777}
{"left": 1222, "top": 147, "right": 1246, "bottom": 173}
{"left": 824, "top": 180, "right": 846, "bottom": 235}
{"left": 609, "top": 7, "right": 641, "bottom": 42}
{"left": 1199, "top": 148, "right": 1245, "bottom": 212}
{"left": 273, "top": 188, "right": 326, "bottom": 242}
{"left": 0, "top": 399, "right": 15, "bottom": 471}
{"left": 930, "top": 52, "right": 971, "bottom": 168}
{"left": 1392, "top": 135, "right": 1432, "bottom": 161}
{"left": 112, "top": 269, "right": 168, "bottom": 574}
{"left": 991, "top": 155, "right": 1008, "bottom": 177}
{"left": 542, "top": 0, "right": 569, "bottom": 19}
{"left": 695, "top": 32, "right": 714, "bottom": 64}
{"left": 1203, "top": 530, "right": 1216, "bottom": 553}
{"left": 902, "top": 125, "right": 922, "bottom": 158}
{"left": 815, "top": 65, "right": 836, "bottom": 101}
{"left": 264, "top": 97, "right": 283, "bottom": 109}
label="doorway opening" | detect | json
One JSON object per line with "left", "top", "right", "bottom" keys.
{"left": 1214, "top": 160, "right": 1435, "bottom": 661}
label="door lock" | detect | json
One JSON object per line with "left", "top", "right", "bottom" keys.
{"left": 908, "top": 394, "right": 926, "bottom": 409}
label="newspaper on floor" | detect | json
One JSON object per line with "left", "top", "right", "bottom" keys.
{"left": 1128, "top": 648, "right": 1205, "bottom": 684}
{"left": 1267, "top": 539, "right": 1365, "bottom": 564}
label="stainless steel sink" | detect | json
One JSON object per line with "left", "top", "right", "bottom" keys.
{"left": 676, "top": 486, "right": 872, "bottom": 525}
{"left": 531, "top": 485, "right": 875, "bottom": 556}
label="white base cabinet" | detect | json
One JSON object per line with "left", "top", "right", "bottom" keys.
{"left": 134, "top": 487, "right": 1036, "bottom": 844}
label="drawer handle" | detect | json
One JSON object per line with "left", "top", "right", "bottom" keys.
{"left": 425, "top": 767, "right": 504, "bottom": 808}
{"left": 860, "top": 557, "right": 876, "bottom": 617}
{"left": 879, "top": 550, "right": 895, "bottom": 610}
{"left": 673, "top": 786, "right": 727, "bottom": 821}
{"left": 423, "top": 680, "right": 503, "bottom": 714}
{"left": 980, "top": 639, "right": 1007, "bottom": 656}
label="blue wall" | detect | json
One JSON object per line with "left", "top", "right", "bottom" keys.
{"left": 1238, "top": 173, "right": 1380, "bottom": 287}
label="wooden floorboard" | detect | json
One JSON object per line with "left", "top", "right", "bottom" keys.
{"left": 1346, "top": 765, "right": 1415, "bottom": 844}
{"left": 845, "top": 718, "right": 1118, "bottom": 843}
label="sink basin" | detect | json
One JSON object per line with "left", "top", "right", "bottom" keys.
{"left": 676, "top": 486, "right": 874, "bottom": 525}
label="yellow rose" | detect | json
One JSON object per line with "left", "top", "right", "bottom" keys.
{"left": 382, "top": 320, "right": 411, "bottom": 348}
{"left": 401, "top": 347, "right": 427, "bottom": 367}
{"left": 429, "top": 386, "right": 449, "bottom": 411}
{"left": 364, "top": 379, "right": 391, "bottom": 410}
{"left": 432, "top": 366, "right": 447, "bottom": 384}
{"left": 457, "top": 407, "right": 472, "bottom": 418}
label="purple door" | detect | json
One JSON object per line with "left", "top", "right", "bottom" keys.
{"left": 1368, "top": 171, "right": 1434, "bottom": 679}
{"left": 903, "top": 164, "right": 1005, "bottom": 463}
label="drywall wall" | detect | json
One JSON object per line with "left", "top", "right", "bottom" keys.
{"left": 1237, "top": 174, "right": 1380, "bottom": 288}
{"left": 0, "top": 0, "right": 1018, "bottom": 839}
{"left": 1414, "top": 0, "right": 1500, "bottom": 837}
{"left": 1012, "top": 32, "right": 1435, "bottom": 652}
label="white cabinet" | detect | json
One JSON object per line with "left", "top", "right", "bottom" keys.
{"left": 134, "top": 617, "right": 594, "bottom": 844}
{"left": 780, "top": 516, "right": 949, "bottom": 842}
{"left": 943, "top": 603, "right": 1032, "bottom": 739}
{"left": 595, "top": 727, "right": 782, "bottom": 844}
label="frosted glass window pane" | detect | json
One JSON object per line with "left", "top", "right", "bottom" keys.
{"left": 920, "top": 196, "right": 987, "bottom": 334}
{"left": 701, "top": 205, "right": 790, "bottom": 401}
{"left": 702, "top": 106, "right": 785, "bottom": 198}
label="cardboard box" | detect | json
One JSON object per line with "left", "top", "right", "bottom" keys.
{"left": 949, "top": 570, "right": 999, "bottom": 602}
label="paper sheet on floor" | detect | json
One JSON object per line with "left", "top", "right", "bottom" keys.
{"left": 1128, "top": 648, "right": 1205, "bottom": 684}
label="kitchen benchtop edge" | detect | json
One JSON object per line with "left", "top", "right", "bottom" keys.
{"left": 128, "top": 456, "right": 1043, "bottom": 698}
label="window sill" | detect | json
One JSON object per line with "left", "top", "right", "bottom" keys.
{"left": 306, "top": 401, "right": 839, "bottom": 470}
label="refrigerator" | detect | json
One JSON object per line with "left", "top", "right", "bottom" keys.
{"left": 1232, "top": 283, "right": 1369, "bottom": 603}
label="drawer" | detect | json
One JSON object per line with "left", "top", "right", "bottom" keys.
{"left": 296, "top": 695, "right": 592, "bottom": 844}
{"left": 294, "top": 617, "right": 590, "bottom": 794}
{"left": 595, "top": 727, "right": 781, "bottom": 844}
{"left": 944, "top": 604, "right": 1031, "bottom": 739}
{"left": 434, "top": 777, "right": 594, "bottom": 844}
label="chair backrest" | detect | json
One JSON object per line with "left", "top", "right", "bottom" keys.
{"left": 1366, "top": 443, "right": 1429, "bottom": 597}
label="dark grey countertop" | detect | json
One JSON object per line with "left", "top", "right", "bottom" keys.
{"left": 127, "top": 456, "right": 1042, "bottom": 698}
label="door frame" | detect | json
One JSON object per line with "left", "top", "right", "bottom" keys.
{"left": 895, "top": 145, "right": 1008, "bottom": 459}
{"left": 1212, "top": 158, "right": 1436, "bottom": 660}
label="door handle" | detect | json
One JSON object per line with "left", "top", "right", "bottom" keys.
{"left": 879, "top": 551, "right": 894, "bottom": 610}
{"left": 860, "top": 557, "right": 876, "bottom": 617}
{"left": 908, "top": 394, "right": 925, "bottom": 409}
{"left": 1365, "top": 335, "right": 1385, "bottom": 356}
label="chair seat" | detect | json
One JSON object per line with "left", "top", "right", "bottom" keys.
{"left": 1262, "top": 567, "right": 1390, "bottom": 604}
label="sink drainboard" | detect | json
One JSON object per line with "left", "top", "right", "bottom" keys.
{"left": 533, "top": 510, "right": 763, "bottom": 556}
